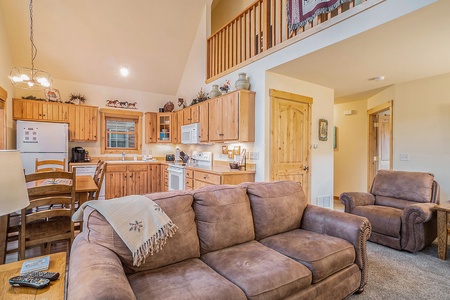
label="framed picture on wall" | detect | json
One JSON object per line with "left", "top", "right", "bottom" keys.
{"left": 319, "top": 119, "right": 328, "bottom": 141}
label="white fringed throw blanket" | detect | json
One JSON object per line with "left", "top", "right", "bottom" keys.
{"left": 72, "top": 195, "right": 178, "bottom": 267}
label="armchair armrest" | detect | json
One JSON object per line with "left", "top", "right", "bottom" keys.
{"left": 401, "top": 202, "right": 438, "bottom": 252}
{"left": 301, "top": 205, "right": 372, "bottom": 290}
{"left": 340, "top": 192, "right": 375, "bottom": 213}
{"left": 68, "top": 235, "right": 136, "bottom": 300}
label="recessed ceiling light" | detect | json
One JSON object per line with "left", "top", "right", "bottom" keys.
{"left": 120, "top": 67, "right": 129, "bottom": 77}
{"left": 369, "top": 75, "right": 385, "bottom": 82}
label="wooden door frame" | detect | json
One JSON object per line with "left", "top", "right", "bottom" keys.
{"left": 367, "top": 100, "right": 393, "bottom": 190}
{"left": 269, "top": 89, "right": 312, "bottom": 200}
{"left": 0, "top": 86, "right": 6, "bottom": 150}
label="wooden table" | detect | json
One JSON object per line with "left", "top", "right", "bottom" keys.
{"left": 75, "top": 175, "right": 98, "bottom": 206}
{"left": 0, "top": 252, "right": 66, "bottom": 299}
{"left": 434, "top": 203, "right": 450, "bottom": 260}
{"left": 0, "top": 176, "right": 97, "bottom": 264}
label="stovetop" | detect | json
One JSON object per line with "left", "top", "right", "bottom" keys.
{"left": 168, "top": 151, "right": 212, "bottom": 169}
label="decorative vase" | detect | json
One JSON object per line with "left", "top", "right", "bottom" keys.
{"left": 235, "top": 72, "right": 250, "bottom": 90}
{"left": 209, "top": 84, "right": 222, "bottom": 98}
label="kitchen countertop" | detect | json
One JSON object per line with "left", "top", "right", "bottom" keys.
{"left": 72, "top": 159, "right": 255, "bottom": 175}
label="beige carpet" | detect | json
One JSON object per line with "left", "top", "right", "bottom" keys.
{"left": 349, "top": 241, "right": 450, "bottom": 299}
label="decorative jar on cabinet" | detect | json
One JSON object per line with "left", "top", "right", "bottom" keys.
{"left": 235, "top": 73, "right": 250, "bottom": 90}
{"left": 209, "top": 84, "right": 222, "bottom": 98}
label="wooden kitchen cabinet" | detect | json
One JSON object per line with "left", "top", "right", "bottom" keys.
{"left": 172, "top": 110, "right": 183, "bottom": 144}
{"left": 192, "top": 169, "right": 255, "bottom": 189}
{"left": 185, "top": 169, "right": 193, "bottom": 191}
{"left": 183, "top": 105, "right": 200, "bottom": 125}
{"left": 208, "top": 90, "right": 255, "bottom": 142}
{"left": 13, "top": 98, "right": 98, "bottom": 142}
{"left": 67, "top": 104, "right": 98, "bottom": 142}
{"left": 13, "top": 98, "right": 69, "bottom": 122}
{"left": 198, "top": 101, "right": 209, "bottom": 142}
{"left": 162, "top": 165, "right": 169, "bottom": 192}
{"left": 149, "top": 164, "right": 162, "bottom": 192}
{"left": 105, "top": 164, "right": 151, "bottom": 199}
{"left": 145, "top": 112, "right": 158, "bottom": 143}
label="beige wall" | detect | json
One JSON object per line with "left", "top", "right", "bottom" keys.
{"left": 333, "top": 99, "right": 368, "bottom": 197}
{"left": 0, "top": 2, "right": 15, "bottom": 148}
{"left": 211, "top": 0, "right": 254, "bottom": 34}
{"left": 334, "top": 74, "right": 450, "bottom": 201}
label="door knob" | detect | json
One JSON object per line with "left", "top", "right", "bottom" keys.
{"left": 303, "top": 166, "right": 309, "bottom": 171}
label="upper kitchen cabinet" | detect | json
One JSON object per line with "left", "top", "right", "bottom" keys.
{"left": 67, "top": 105, "right": 98, "bottom": 142}
{"left": 198, "top": 101, "right": 209, "bottom": 142}
{"left": 13, "top": 98, "right": 69, "bottom": 122}
{"left": 157, "top": 113, "right": 172, "bottom": 143}
{"left": 13, "top": 98, "right": 98, "bottom": 142}
{"left": 208, "top": 90, "right": 255, "bottom": 142}
{"left": 183, "top": 105, "right": 200, "bottom": 125}
{"left": 145, "top": 112, "right": 173, "bottom": 144}
{"left": 172, "top": 110, "right": 183, "bottom": 144}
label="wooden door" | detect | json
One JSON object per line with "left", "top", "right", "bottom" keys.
{"left": 183, "top": 108, "right": 192, "bottom": 125}
{"left": 378, "top": 114, "right": 390, "bottom": 170}
{"left": 127, "top": 165, "right": 149, "bottom": 195}
{"left": 199, "top": 102, "right": 209, "bottom": 142}
{"left": 270, "top": 90, "right": 312, "bottom": 199}
{"left": 191, "top": 105, "right": 200, "bottom": 123}
{"left": 208, "top": 97, "right": 223, "bottom": 141}
{"left": 222, "top": 92, "right": 239, "bottom": 141}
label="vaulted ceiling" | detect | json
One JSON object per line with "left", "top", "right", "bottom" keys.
{"left": 1, "top": 0, "right": 449, "bottom": 103}
{"left": 0, "top": 0, "right": 211, "bottom": 95}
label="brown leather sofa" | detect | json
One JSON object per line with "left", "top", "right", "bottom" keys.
{"left": 340, "top": 170, "right": 439, "bottom": 253}
{"left": 68, "top": 181, "right": 371, "bottom": 300}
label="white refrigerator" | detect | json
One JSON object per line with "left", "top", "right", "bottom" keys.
{"left": 16, "top": 120, "right": 69, "bottom": 174}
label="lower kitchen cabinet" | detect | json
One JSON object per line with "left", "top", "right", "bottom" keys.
{"left": 192, "top": 169, "right": 255, "bottom": 189}
{"left": 105, "top": 163, "right": 161, "bottom": 199}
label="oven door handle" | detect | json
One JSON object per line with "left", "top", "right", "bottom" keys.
{"left": 168, "top": 168, "right": 184, "bottom": 174}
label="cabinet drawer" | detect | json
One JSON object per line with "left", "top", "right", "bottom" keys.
{"left": 127, "top": 165, "right": 149, "bottom": 172}
{"left": 194, "top": 180, "right": 212, "bottom": 189}
{"left": 185, "top": 177, "right": 193, "bottom": 188}
{"left": 106, "top": 164, "right": 127, "bottom": 172}
{"left": 194, "top": 171, "right": 221, "bottom": 185}
{"left": 186, "top": 169, "right": 193, "bottom": 178}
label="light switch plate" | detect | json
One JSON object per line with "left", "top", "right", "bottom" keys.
{"left": 400, "top": 153, "right": 409, "bottom": 161}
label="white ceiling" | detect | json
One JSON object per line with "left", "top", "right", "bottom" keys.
{"left": 270, "top": 0, "right": 450, "bottom": 103}
{"left": 0, "top": 0, "right": 211, "bottom": 95}
{"left": 1, "top": 1, "right": 449, "bottom": 103}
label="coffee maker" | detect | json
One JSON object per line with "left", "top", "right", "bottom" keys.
{"left": 71, "top": 147, "right": 87, "bottom": 162}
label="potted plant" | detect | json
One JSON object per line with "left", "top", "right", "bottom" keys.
{"left": 69, "top": 93, "right": 86, "bottom": 105}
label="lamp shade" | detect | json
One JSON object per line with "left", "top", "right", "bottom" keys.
{"left": 0, "top": 150, "right": 30, "bottom": 216}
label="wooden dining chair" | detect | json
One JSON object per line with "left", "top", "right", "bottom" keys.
{"left": 88, "top": 160, "right": 106, "bottom": 201}
{"left": 35, "top": 158, "right": 67, "bottom": 172}
{"left": 19, "top": 170, "right": 76, "bottom": 260}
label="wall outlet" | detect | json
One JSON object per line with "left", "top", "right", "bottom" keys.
{"left": 400, "top": 153, "right": 409, "bottom": 161}
{"left": 249, "top": 151, "right": 259, "bottom": 160}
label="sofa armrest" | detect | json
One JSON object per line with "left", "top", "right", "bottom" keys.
{"left": 340, "top": 192, "right": 375, "bottom": 213}
{"left": 301, "top": 205, "right": 371, "bottom": 289}
{"left": 401, "top": 202, "right": 438, "bottom": 252}
{"left": 68, "top": 234, "right": 136, "bottom": 300}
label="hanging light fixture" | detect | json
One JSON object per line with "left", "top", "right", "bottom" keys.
{"left": 9, "top": 0, "right": 52, "bottom": 90}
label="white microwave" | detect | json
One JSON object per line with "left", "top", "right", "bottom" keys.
{"left": 181, "top": 123, "right": 200, "bottom": 144}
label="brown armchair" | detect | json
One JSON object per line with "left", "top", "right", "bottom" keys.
{"left": 340, "top": 170, "right": 439, "bottom": 253}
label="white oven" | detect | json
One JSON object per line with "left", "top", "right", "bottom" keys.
{"left": 168, "top": 164, "right": 185, "bottom": 191}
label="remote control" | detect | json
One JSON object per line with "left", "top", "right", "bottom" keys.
{"left": 9, "top": 276, "right": 50, "bottom": 289}
{"left": 26, "top": 271, "right": 60, "bottom": 281}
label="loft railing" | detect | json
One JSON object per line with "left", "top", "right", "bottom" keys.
{"left": 207, "top": 0, "right": 367, "bottom": 81}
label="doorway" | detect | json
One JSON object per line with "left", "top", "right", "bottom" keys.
{"left": 269, "top": 89, "right": 312, "bottom": 200}
{"left": 367, "top": 100, "right": 393, "bottom": 190}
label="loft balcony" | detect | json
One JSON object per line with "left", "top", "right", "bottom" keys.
{"left": 207, "top": 0, "right": 368, "bottom": 82}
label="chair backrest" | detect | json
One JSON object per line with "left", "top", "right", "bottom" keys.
{"left": 35, "top": 158, "right": 66, "bottom": 172}
{"left": 370, "top": 170, "right": 440, "bottom": 205}
{"left": 89, "top": 160, "right": 106, "bottom": 200}
{"left": 20, "top": 170, "right": 76, "bottom": 259}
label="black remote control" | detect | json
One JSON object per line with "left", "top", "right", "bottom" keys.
{"left": 26, "top": 271, "right": 60, "bottom": 281}
{"left": 9, "top": 276, "right": 50, "bottom": 289}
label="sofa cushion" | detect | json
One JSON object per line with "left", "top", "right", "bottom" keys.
{"left": 371, "top": 170, "right": 434, "bottom": 203}
{"left": 128, "top": 258, "right": 247, "bottom": 300}
{"left": 352, "top": 205, "right": 402, "bottom": 238}
{"left": 84, "top": 191, "right": 199, "bottom": 273}
{"left": 375, "top": 196, "right": 418, "bottom": 210}
{"left": 244, "top": 181, "right": 307, "bottom": 240}
{"left": 260, "top": 229, "right": 355, "bottom": 283}
{"left": 193, "top": 185, "right": 254, "bottom": 254}
{"left": 201, "top": 240, "right": 312, "bottom": 300}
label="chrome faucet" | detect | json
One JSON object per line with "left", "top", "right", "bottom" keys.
{"left": 121, "top": 151, "right": 126, "bottom": 161}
